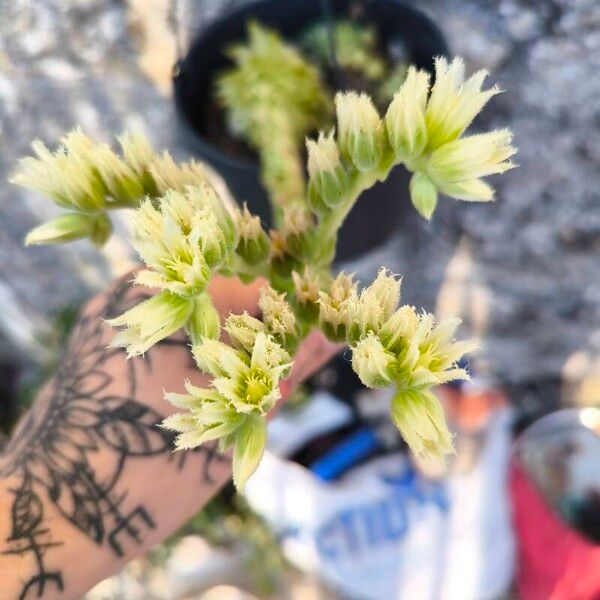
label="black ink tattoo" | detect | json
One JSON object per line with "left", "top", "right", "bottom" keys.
{"left": 0, "top": 278, "right": 229, "bottom": 599}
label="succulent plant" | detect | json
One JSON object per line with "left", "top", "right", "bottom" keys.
{"left": 217, "top": 22, "right": 331, "bottom": 221}
{"left": 14, "top": 23, "right": 516, "bottom": 489}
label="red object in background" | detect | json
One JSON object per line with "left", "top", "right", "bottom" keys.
{"left": 509, "top": 461, "right": 600, "bottom": 600}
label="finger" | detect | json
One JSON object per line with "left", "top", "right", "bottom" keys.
{"left": 207, "top": 276, "right": 266, "bottom": 316}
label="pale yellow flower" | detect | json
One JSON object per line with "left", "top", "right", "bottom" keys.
{"left": 163, "top": 382, "right": 243, "bottom": 450}
{"left": 163, "top": 381, "right": 267, "bottom": 490}
{"left": 426, "top": 129, "right": 517, "bottom": 202}
{"left": 425, "top": 57, "right": 501, "bottom": 151}
{"left": 192, "top": 332, "right": 291, "bottom": 415}
{"left": 347, "top": 268, "right": 401, "bottom": 342}
{"left": 12, "top": 128, "right": 153, "bottom": 210}
{"left": 12, "top": 131, "right": 108, "bottom": 212}
{"left": 176, "top": 330, "right": 291, "bottom": 489}
{"left": 388, "top": 312, "right": 478, "bottom": 388}
{"left": 131, "top": 184, "right": 237, "bottom": 297}
{"left": 382, "top": 57, "right": 516, "bottom": 213}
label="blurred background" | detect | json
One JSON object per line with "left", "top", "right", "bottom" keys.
{"left": 0, "top": 0, "right": 598, "bottom": 598}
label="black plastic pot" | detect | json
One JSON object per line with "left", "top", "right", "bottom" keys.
{"left": 173, "top": 0, "right": 448, "bottom": 261}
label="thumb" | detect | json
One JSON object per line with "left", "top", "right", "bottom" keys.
{"left": 279, "top": 330, "right": 343, "bottom": 400}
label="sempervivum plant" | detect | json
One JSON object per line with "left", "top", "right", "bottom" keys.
{"left": 14, "top": 38, "right": 515, "bottom": 489}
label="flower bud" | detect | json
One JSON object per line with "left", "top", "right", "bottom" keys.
{"left": 191, "top": 211, "right": 230, "bottom": 268}
{"left": 335, "top": 92, "right": 384, "bottom": 171}
{"left": 118, "top": 131, "right": 154, "bottom": 177}
{"left": 292, "top": 269, "right": 320, "bottom": 304}
{"left": 234, "top": 204, "right": 270, "bottom": 264}
{"left": 268, "top": 230, "right": 302, "bottom": 291}
{"left": 385, "top": 67, "right": 429, "bottom": 161}
{"left": 292, "top": 269, "right": 321, "bottom": 324}
{"left": 282, "top": 206, "right": 315, "bottom": 260}
{"left": 25, "top": 212, "right": 112, "bottom": 247}
{"left": 192, "top": 337, "right": 247, "bottom": 379}
{"left": 367, "top": 268, "right": 401, "bottom": 320}
{"left": 409, "top": 172, "right": 438, "bottom": 220}
{"left": 88, "top": 212, "right": 113, "bottom": 247}
{"left": 199, "top": 182, "right": 238, "bottom": 251}
{"left": 185, "top": 293, "right": 221, "bottom": 345}
{"left": 92, "top": 143, "right": 144, "bottom": 206}
{"left": 225, "top": 312, "right": 267, "bottom": 353}
{"left": 258, "top": 285, "right": 297, "bottom": 346}
{"left": 306, "top": 131, "right": 349, "bottom": 208}
{"left": 352, "top": 333, "right": 396, "bottom": 388}
{"left": 390, "top": 389, "right": 454, "bottom": 463}
{"left": 317, "top": 272, "right": 358, "bottom": 342}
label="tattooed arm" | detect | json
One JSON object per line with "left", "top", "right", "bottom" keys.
{"left": 0, "top": 275, "right": 338, "bottom": 600}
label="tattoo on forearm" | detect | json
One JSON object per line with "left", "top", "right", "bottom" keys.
{"left": 0, "top": 278, "right": 229, "bottom": 599}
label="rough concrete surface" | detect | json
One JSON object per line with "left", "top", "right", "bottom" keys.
{"left": 0, "top": 0, "right": 598, "bottom": 406}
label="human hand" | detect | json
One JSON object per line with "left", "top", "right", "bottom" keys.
{"left": 0, "top": 273, "right": 340, "bottom": 600}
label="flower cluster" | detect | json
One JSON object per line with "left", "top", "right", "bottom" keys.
{"left": 387, "top": 58, "right": 517, "bottom": 216}
{"left": 107, "top": 184, "right": 237, "bottom": 355}
{"left": 12, "top": 129, "right": 208, "bottom": 246}
{"left": 163, "top": 328, "right": 291, "bottom": 489}
{"left": 306, "top": 58, "right": 516, "bottom": 222}
{"left": 15, "top": 32, "right": 516, "bottom": 489}
{"left": 319, "top": 269, "right": 478, "bottom": 461}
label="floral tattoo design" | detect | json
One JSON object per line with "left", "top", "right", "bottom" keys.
{"left": 0, "top": 278, "right": 228, "bottom": 600}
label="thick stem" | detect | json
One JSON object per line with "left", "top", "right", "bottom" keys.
{"left": 312, "top": 150, "right": 399, "bottom": 267}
